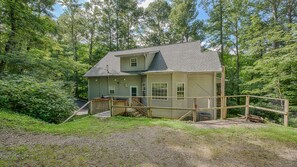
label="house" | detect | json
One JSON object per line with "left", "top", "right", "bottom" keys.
{"left": 84, "top": 41, "right": 222, "bottom": 119}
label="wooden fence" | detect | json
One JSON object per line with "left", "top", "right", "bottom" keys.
{"left": 63, "top": 95, "right": 289, "bottom": 126}
{"left": 110, "top": 95, "right": 290, "bottom": 126}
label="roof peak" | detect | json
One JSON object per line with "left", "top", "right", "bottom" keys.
{"left": 109, "top": 40, "right": 201, "bottom": 53}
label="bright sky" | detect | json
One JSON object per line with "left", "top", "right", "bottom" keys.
{"left": 53, "top": 0, "right": 209, "bottom": 20}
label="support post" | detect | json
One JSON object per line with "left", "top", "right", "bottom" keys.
{"left": 192, "top": 98, "right": 197, "bottom": 122}
{"left": 220, "top": 66, "right": 226, "bottom": 119}
{"left": 284, "top": 99, "right": 289, "bottom": 127}
{"left": 245, "top": 95, "right": 250, "bottom": 120}
{"left": 90, "top": 100, "right": 93, "bottom": 115}
{"left": 148, "top": 96, "right": 152, "bottom": 118}
{"left": 208, "top": 98, "right": 211, "bottom": 108}
{"left": 111, "top": 97, "right": 114, "bottom": 116}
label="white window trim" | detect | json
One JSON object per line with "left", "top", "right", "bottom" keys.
{"left": 130, "top": 57, "right": 137, "bottom": 67}
{"left": 176, "top": 82, "right": 185, "bottom": 100}
{"left": 151, "top": 82, "right": 168, "bottom": 100}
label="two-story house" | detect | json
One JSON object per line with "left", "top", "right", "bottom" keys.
{"left": 84, "top": 41, "right": 222, "bottom": 119}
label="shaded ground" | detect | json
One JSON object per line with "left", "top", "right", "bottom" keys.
{"left": 75, "top": 99, "right": 89, "bottom": 115}
{"left": 193, "top": 118, "right": 267, "bottom": 129}
{"left": 1, "top": 123, "right": 297, "bottom": 166}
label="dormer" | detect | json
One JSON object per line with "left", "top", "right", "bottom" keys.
{"left": 115, "top": 51, "right": 159, "bottom": 72}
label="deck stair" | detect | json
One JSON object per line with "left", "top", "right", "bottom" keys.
{"left": 131, "top": 97, "right": 147, "bottom": 116}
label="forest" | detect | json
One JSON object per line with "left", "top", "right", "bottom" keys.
{"left": 0, "top": 0, "right": 296, "bottom": 124}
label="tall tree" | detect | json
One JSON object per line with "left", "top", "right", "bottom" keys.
{"left": 169, "top": 0, "right": 205, "bottom": 42}
{"left": 142, "top": 0, "right": 171, "bottom": 46}
{"left": 59, "top": 0, "right": 81, "bottom": 97}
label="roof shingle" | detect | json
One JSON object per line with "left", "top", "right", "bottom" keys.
{"left": 84, "top": 41, "right": 221, "bottom": 77}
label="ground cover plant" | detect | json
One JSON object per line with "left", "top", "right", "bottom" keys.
{"left": 1, "top": 110, "right": 297, "bottom": 166}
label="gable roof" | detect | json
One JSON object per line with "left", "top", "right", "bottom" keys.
{"left": 84, "top": 41, "right": 221, "bottom": 77}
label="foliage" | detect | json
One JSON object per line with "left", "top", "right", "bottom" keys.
{"left": 0, "top": 76, "right": 76, "bottom": 123}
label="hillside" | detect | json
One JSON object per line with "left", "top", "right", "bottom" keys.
{"left": 0, "top": 110, "right": 297, "bottom": 166}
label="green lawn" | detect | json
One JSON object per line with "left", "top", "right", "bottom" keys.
{"left": 1, "top": 109, "right": 297, "bottom": 166}
{"left": 1, "top": 109, "right": 297, "bottom": 143}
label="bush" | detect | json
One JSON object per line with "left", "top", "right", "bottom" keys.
{"left": 0, "top": 76, "right": 77, "bottom": 123}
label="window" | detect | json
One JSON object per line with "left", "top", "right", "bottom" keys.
{"left": 152, "top": 83, "right": 167, "bottom": 100}
{"left": 176, "top": 83, "right": 185, "bottom": 100}
{"left": 142, "top": 82, "right": 146, "bottom": 96}
{"left": 130, "top": 58, "right": 137, "bottom": 67}
{"left": 109, "top": 85, "right": 115, "bottom": 94}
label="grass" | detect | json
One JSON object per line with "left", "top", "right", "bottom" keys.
{"left": 1, "top": 109, "right": 297, "bottom": 166}
{"left": 1, "top": 109, "right": 297, "bottom": 143}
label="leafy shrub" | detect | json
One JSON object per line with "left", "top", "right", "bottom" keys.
{"left": 0, "top": 76, "right": 76, "bottom": 123}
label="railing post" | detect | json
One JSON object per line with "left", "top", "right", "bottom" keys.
{"left": 284, "top": 99, "right": 289, "bottom": 127}
{"left": 221, "top": 96, "right": 227, "bottom": 119}
{"left": 245, "top": 95, "right": 250, "bottom": 120}
{"left": 208, "top": 98, "right": 211, "bottom": 108}
{"left": 192, "top": 98, "right": 197, "bottom": 122}
{"left": 111, "top": 97, "right": 114, "bottom": 116}
{"left": 90, "top": 100, "right": 93, "bottom": 115}
{"left": 148, "top": 96, "right": 152, "bottom": 118}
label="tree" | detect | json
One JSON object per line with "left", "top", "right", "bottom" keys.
{"left": 169, "top": 0, "right": 205, "bottom": 42}
{"left": 142, "top": 0, "right": 171, "bottom": 46}
{"left": 59, "top": 0, "right": 81, "bottom": 97}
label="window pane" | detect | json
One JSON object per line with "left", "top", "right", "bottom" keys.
{"left": 176, "top": 83, "right": 184, "bottom": 100}
{"left": 152, "top": 83, "right": 167, "bottom": 100}
{"left": 131, "top": 58, "right": 137, "bottom": 67}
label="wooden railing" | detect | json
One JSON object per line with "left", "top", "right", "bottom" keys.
{"left": 110, "top": 95, "right": 290, "bottom": 126}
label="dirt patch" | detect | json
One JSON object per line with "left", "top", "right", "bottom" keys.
{"left": 192, "top": 118, "right": 267, "bottom": 129}
{"left": 0, "top": 126, "right": 297, "bottom": 166}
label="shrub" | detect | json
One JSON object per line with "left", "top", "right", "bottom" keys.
{"left": 0, "top": 76, "right": 76, "bottom": 123}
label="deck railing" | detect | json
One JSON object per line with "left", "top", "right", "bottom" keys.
{"left": 108, "top": 95, "right": 289, "bottom": 126}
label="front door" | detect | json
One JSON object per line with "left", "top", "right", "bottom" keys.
{"left": 130, "top": 86, "right": 138, "bottom": 97}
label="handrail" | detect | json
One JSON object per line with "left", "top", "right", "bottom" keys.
{"left": 62, "top": 101, "right": 90, "bottom": 124}
{"left": 94, "top": 95, "right": 290, "bottom": 126}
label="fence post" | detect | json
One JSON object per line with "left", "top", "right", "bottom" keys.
{"left": 148, "top": 96, "right": 152, "bottom": 118}
{"left": 221, "top": 96, "right": 227, "bottom": 119}
{"left": 192, "top": 98, "right": 197, "bottom": 122}
{"left": 111, "top": 97, "right": 114, "bottom": 116}
{"left": 208, "top": 98, "right": 211, "bottom": 108}
{"left": 90, "top": 100, "right": 93, "bottom": 115}
{"left": 284, "top": 99, "right": 289, "bottom": 127}
{"left": 220, "top": 66, "right": 226, "bottom": 119}
{"left": 245, "top": 95, "right": 250, "bottom": 120}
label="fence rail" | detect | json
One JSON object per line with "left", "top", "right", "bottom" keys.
{"left": 108, "top": 95, "right": 289, "bottom": 126}
{"left": 64, "top": 95, "right": 289, "bottom": 126}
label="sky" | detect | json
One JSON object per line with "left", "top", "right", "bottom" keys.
{"left": 53, "top": 0, "right": 209, "bottom": 20}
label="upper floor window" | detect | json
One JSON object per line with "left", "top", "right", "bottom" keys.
{"left": 109, "top": 85, "right": 115, "bottom": 94}
{"left": 130, "top": 58, "right": 137, "bottom": 67}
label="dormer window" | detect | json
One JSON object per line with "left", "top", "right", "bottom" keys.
{"left": 130, "top": 58, "right": 137, "bottom": 67}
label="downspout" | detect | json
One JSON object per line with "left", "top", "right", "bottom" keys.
{"left": 213, "top": 72, "right": 217, "bottom": 120}
{"left": 171, "top": 73, "right": 173, "bottom": 119}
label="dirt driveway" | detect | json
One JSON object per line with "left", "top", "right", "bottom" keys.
{"left": 1, "top": 124, "right": 297, "bottom": 167}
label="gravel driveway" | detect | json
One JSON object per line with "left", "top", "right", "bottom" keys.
{"left": 1, "top": 125, "right": 297, "bottom": 167}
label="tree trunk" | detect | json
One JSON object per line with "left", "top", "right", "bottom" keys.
{"left": 89, "top": 23, "right": 94, "bottom": 65}
{"left": 271, "top": 0, "right": 280, "bottom": 49}
{"left": 71, "top": 11, "right": 78, "bottom": 97}
{"left": 1, "top": 2, "right": 17, "bottom": 73}
{"left": 235, "top": 20, "right": 240, "bottom": 104}
{"left": 219, "top": 0, "right": 224, "bottom": 65}
{"left": 116, "top": 0, "right": 119, "bottom": 51}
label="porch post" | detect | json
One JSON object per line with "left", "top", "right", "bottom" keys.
{"left": 284, "top": 99, "right": 289, "bottom": 127}
{"left": 245, "top": 95, "right": 250, "bottom": 120}
{"left": 220, "top": 66, "right": 226, "bottom": 119}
